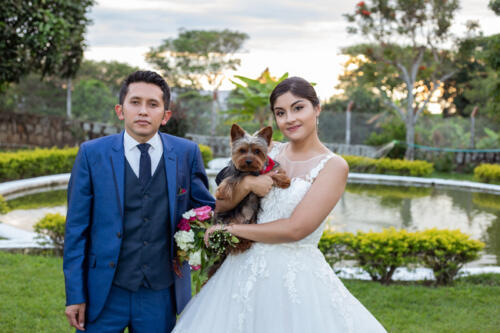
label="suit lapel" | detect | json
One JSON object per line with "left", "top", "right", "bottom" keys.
{"left": 160, "top": 133, "right": 177, "bottom": 230}
{"left": 110, "top": 131, "right": 125, "bottom": 219}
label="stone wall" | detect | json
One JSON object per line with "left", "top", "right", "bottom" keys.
{"left": 0, "top": 112, "right": 121, "bottom": 149}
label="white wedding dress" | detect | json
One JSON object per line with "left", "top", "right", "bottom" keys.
{"left": 173, "top": 143, "right": 387, "bottom": 333}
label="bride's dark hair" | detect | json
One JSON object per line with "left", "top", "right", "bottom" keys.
{"left": 269, "top": 77, "right": 320, "bottom": 111}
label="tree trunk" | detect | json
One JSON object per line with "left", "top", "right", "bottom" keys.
{"left": 404, "top": 118, "right": 415, "bottom": 160}
{"left": 211, "top": 90, "right": 218, "bottom": 136}
{"left": 66, "top": 77, "right": 72, "bottom": 118}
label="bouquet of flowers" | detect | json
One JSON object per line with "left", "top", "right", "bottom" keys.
{"left": 173, "top": 205, "right": 239, "bottom": 292}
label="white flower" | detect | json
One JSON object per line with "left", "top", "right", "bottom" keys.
{"left": 182, "top": 209, "right": 197, "bottom": 220}
{"left": 174, "top": 230, "right": 195, "bottom": 251}
{"left": 188, "top": 250, "right": 201, "bottom": 266}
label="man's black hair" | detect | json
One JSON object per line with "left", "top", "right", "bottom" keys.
{"left": 119, "top": 70, "right": 170, "bottom": 109}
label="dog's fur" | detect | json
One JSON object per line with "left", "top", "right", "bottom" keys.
{"left": 215, "top": 124, "right": 291, "bottom": 254}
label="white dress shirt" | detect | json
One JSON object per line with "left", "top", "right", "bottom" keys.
{"left": 123, "top": 130, "right": 163, "bottom": 178}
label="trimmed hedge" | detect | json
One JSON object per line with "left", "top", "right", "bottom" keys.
{"left": 198, "top": 144, "right": 213, "bottom": 168}
{"left": 474, "top": 163, "right": 500, "bottom": 184}
{"left": 342, "top": 155, "right": 434, "bottom": 176}
{"left": 0, "top": 148, "right": 78, "bottom": 181}
{"left": 33, "top": 213, "right": 66, "bottom": 254}
{"left": 319, "top": 228, "right": 484, "bottom": 285}
{"left": 0, "top": 144, "right": 214, "bottom": 181}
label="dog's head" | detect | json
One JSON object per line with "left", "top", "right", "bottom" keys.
{"left": 230, "top": 124, "right": 273, "bottom": 172}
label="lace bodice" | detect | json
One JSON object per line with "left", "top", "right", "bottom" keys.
{"left": 257, "top": 142, "right": 335, "bottom": 246}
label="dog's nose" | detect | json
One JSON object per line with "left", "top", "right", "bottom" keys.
{"left": 245, "top": 159, "right": 253, "bottom": 165}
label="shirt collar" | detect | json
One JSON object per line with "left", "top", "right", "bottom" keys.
{"left": 123, "top": 130, "right": 162, "bottom": 152}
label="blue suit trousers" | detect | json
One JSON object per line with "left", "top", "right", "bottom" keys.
{"left": 78, "top": 285, "right": 176, "bottom": 333}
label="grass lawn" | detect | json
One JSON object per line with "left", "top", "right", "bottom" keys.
{"left": 1, "top": 251, "right": 499, "bottom": 332}
{"left": 428, "top": 171, "right": 477, "bottom": 182}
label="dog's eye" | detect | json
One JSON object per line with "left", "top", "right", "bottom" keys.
{"left": 239, "top": 148, "right": 247, "bottom": 154}
{"left": 254, "top": 149, "right": 261, "bottom": 154}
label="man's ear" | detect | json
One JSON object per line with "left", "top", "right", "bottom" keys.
{"left": 115, "top": 104, "right": 125, "bottom": 120}
{"left": 162, "top": 110, "right": 172, "bottom": 126}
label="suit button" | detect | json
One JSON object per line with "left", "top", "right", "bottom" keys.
{"left": 116, "top": 232, "right": 121, "bottom": 238}
{"left": 143, "top": 241, "right": 148, "bottom": 246}
{"left": 109, "top": 261, "right": 115, "bottom": 268}
{"left": 143, "top": 217, "right": 149, "bottom": 223}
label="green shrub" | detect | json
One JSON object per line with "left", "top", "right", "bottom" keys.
{"left": 0, "top": 147, "right": 78, "bottom": 181}
{"left": 415, "top": 229, "right": 485, "bottom": 285}
{"left": 428, "top": 152, "right": 455, "bottom": 173}
{"left": 0, "top": 195, "right": 10, "bottom": 214}
{"left": 318, "top": 231, "right": 355, "bottom": 271}
{"left": 33, "top": 213, "right": 66, "bottom": 255}
{"left": 375, "top": 158, "right": 434, "bottom": 176}
{"left": 342, "top": 155, "right": 434, "bottom": 176}
{"left": 474, "top": 163, "right": 500, "bottom": 183}
{"left": 198, "top": 144, "right": 213, "bottom": 168}
{"left": 348, "top": 228, "right": 418, "bottom": 284}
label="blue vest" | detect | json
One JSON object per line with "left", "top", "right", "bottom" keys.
{"left": 113, "top": 156, "right": 174, "bottom": 291}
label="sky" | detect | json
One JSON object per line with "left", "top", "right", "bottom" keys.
{"left": 84, "top": 0, "right": 500, "bottom": 101}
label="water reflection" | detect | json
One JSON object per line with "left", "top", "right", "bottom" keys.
{"left": 330, "top": 184, "right": 500, "bottom": 265}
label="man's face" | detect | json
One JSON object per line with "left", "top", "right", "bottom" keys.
{"left": 115, "top": 82, "right": 171, "bottom": 143}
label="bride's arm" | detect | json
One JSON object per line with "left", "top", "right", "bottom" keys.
{"left": 209, "top": 155, "right": 348, "bottom": 244}
{"left": 215, "top": 141, "right": 279, "bottom": 213}
{"left": 215, "top": 175, "right": 274, "bottom": 212}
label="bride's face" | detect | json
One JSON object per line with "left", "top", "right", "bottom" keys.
{"left": 272, "top": 92, "right": 320, "bottom": 142}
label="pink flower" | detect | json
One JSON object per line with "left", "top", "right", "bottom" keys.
{"left": 357, "top": 1, "right": 365, "bottom": 7}
{"left": 194, "top": 206, "right": 213, "bottom": 221}
{"left": 361, "top": 9, "right": 371, "bottom": 16}
{"left": 177, "top": 218, "right": 191, "bottom": 231}
{"left": 190, "top": 265, "right": 201, "bottom": 271}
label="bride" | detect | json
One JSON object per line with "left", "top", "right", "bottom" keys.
{"left": 172, "top": 77, "right": 387, "bottom": 332}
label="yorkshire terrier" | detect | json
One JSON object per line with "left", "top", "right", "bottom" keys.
{"left": 215, "top": 123, "right": 291, "bottom": 254}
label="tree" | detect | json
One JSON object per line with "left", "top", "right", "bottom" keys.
{"left": 76, "top": 60, "right": 140, "bottom": 97}
{"left": 72, "top": 79, "right": 116, "bottom": 123}
{"left": 226, "top": 69, "right": 288, "bottom": 132}
{"left": 344, "top": 0, "right": 460, "bottom": 159}
{"left": 0, "top": 0, "right": 95, "bottom": 97}
{"left": 0, "top": 60, "right": 138, "bottom": 121}
{"left": 490, "top": 0, "right": 500, "bottom": 15}
{"left": 146, "top": 28, "right": 249, "bottom": 135}
{"left": 441, "top": 32, "right": 500, "bottom": 123}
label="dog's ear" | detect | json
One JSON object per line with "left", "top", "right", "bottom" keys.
{"left": 230, "top": 124, "right": 246, "bottom": 142}
{"left": 256, "top": 126, "right": 273, "bottom": 146}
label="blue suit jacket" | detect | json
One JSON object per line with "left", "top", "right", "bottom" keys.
{"left": 63, "top": 131, "right": 215, "bottom": 321}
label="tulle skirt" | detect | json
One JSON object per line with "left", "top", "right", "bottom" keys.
{"left": 172, "top": 243, "right": 387, "bottom": 333}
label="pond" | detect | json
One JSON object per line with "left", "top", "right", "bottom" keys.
{"left": 1, "top": 184, "right": 499, "bottom": 266}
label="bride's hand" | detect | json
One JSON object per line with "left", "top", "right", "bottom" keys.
{"left": 204, "top": 224, "right": 227, "bottom": 247}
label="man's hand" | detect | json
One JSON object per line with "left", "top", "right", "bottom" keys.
{"left": 65, "top": 303, "right": 86, "bottom": 331}
{"left": 244, "top": 174, "right": 274, "bottom": 197}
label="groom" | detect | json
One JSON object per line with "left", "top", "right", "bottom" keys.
{"left": 63, "top": 70, "right": 214, "bottom": 332}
